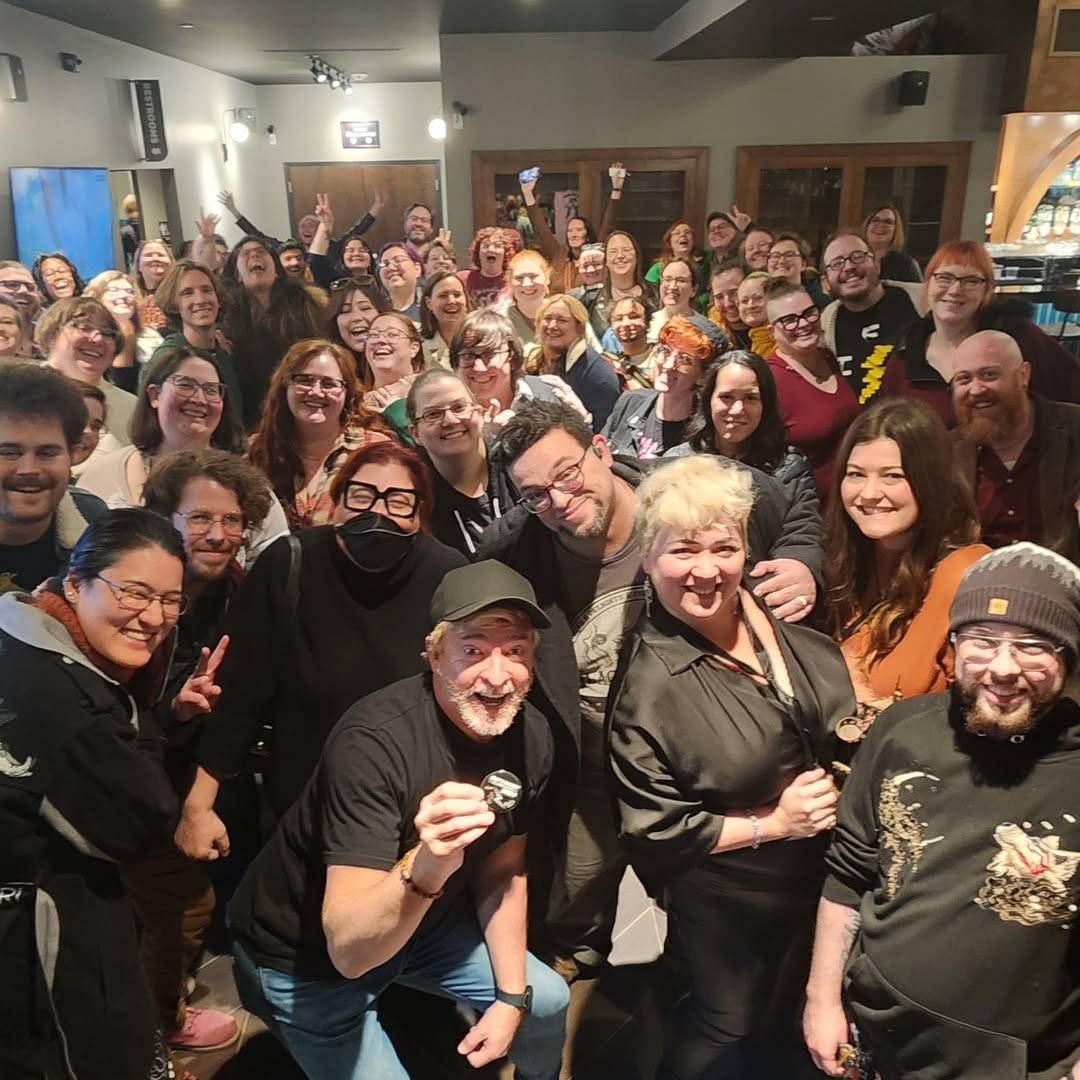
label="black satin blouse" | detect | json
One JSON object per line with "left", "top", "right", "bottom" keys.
{"left": 606, "top": 600, "right": 856, "bottom": 896}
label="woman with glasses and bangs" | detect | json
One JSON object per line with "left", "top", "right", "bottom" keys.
{"left": 78, "top": 347, "right": 289, "bottom": 562}
{"left": 406, "top": 368, "right": 519, "bottom": 557}
{"left": 764, "top": 279, "right": 859, "bottom": 497}
{"left": 826, "top": 398, "right": 988, "bottom": 717}
{"left": 37, "top": 295, "right": 137, "bottom": 470}
{"left": 175, "top": 441, "right": 466, "bottom": 846}
{"left": 322, "top": 279, "right": 389, "bottom": 379}
{"left": 882, "top": 239, "right": 1080, "bottom": 425}
{"left": 862, "top": 203, "right": 922, "bottom": 283}
{"left": 375, "top": 242, "right": 423, "bottom": 321}
{"left": 362, "top": 311, "right": 428, "bottom": 443}
{"left": 249, "top": 338, "right": 391, "bottom": 529}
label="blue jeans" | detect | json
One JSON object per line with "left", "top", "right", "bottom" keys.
{"left": 232, "top": 906, "right": 569, "bottom": 1079}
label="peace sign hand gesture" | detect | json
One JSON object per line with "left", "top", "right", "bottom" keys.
{"left": 194, "top": 208, "right": 220, "bottom": 239}
{"left": 314, "top": 192, "right": 334, "bottom": 230}
{"left": 172, "top": 635, "right": 230, "bottom": 724}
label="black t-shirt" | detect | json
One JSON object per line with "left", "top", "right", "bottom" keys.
{"left": 228, "top": 673, "right": 555, "bottom": 978}
{"left": 640, "top": 411, "right": 688, "bottom": 458}
{"left": 834, "top": 285, "right": 919, "bottom": 404}
{"left": 0, "top": 524, "right": 60, "bottom": 596}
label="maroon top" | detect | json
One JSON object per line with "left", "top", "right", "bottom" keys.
{"left": 974, "top": 432, "right": 1043, "bottom": 547}
{"left": 766, "top": 351, "right": 860, "bottom": 497}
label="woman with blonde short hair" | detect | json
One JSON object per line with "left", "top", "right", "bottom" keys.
{"left": 607, "top": 454, "right": 854, "bottom": 1079}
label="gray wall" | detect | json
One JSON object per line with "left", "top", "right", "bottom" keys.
{"left": 439, "top": 32, "right": 1005, "bottom": 243}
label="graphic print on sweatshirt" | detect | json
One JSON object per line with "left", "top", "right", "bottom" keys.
{"left": 975, "top": 821, "right": 1080, "bottom": 928}
{"left": 879, "top": 770, "right": 943, "bottom": 899}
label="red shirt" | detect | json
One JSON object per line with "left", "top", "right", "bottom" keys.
{"left": 974, "top": 432, "right": 1043, "bottom": 547}
{"left": 457, "top": 268, "right": 511, "bottom": 310}
{"left": 766, "top": 351, "right": 860, "bottom": 496}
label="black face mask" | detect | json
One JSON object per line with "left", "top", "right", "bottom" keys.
{"left": 337, "top": 511, "right": 417, "bottom": 573}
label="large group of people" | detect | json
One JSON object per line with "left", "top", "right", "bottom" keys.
{"left": 3, "top": 165, "right": 1080, "bottom": 1080}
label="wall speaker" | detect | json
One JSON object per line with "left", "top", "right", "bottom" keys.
{"left": 898, "top": 70, "right": 930, "bottom": 107}
{"left": 0, "top": 53, "right": 28, "bottom": 102}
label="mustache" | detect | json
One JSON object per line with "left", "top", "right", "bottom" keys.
{"left": 4, "top": 476, "right": 58, "bottom": 492}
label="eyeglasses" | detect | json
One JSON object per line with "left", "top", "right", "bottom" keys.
{"left": 164, "top": 374, "right": 227, "bottom": 401}
{"left": 767, "top": 250, "right": 801, "bottom": 264}
{"left": 330, "top": 275, "right": 374, "bottom": 291}
{"left": 661, "top": 275, "right": 692, "bottom": 287}
{"left": 653, "top": 345, "right": 700, "bottom": 373}
{"left": 96, "top": 573, "right": 188, "bottom": 617}
{"left": 824, "top": 250, "right": 875, "bottom": 274}
{"left": 952, "top": 631, "right": 1064, "bottom": 670}
{"left": 416, "top": 400, "right": 477, "bottom": 425}
{"left": 290, "top": 373, "right": 346, "bottom": 394}
{"left": 42, "top": 265, "right": 73, "bottom": 280}
{"left": 772, "top": 305, "right": 821, "bottom": 333}
{"left": 174, "top": 510, "right": 246, "bottom": 537}
{"left": 343, "top": 481, "right": 419, "bottom": 517}
{"left": 67, "top": 319, "right": 120, "bottom": 345}
{"left": 457, "top": 344, "right": 510, "bottom": 370}
{"left": 518, "top": 445, "right": 594, "bottom": 514}
{"left": 931, "top": 271, "right": 988, "bottom": 292}
{"left": 378, "top": 255, "right": 414, "bottom": 271}
{"left": 367, "top": 329, "right": 410, "bottom": 344}
{"left": 0, "top": 279, "right": 37, "bottom": 293}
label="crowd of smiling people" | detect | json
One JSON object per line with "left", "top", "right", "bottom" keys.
{"left": 2, "top": 165, "right": 1080, "bottom": 1080}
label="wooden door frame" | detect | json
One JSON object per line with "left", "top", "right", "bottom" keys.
{"left": 470, "top": 147, "right": 709, "bottom": 233}
{"left": 283, "top": 159, "right": 444, "bottom": 233}
{"left": 735, "top": 142, "right": 971, "bottom": 242}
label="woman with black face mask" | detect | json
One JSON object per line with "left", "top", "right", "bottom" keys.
{"left": 175, "top": 442, "right": 466, "bottom": 855}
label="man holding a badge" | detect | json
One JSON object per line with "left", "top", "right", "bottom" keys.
{"left": 226, "top": 560, "right": 570, "bottom": 1078}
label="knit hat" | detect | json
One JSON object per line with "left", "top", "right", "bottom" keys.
{"left": 949, "top": 542, "right": 1080, "bottom": 660}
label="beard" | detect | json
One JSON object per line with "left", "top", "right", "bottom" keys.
{"left": 556, "top": 494, "right": 607, "bottom": 540}
{"left": 956, "top": 681, "right": 1041, "bottom": 741}
{"left": 440, "top": 674, "right": 531, "bottom": 739}
{"left": 956, "top": 382, "right": 1027, "bottom": 445}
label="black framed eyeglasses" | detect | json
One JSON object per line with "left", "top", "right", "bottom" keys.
{"left": 518, "top": 445, "right": 595, "bottom": 514}
{"left": 343, "top": 481, "right": 419, "bottom": 518}
{"left": 771, "top": 305, "right": 821, "bottom": 333}
{"left": 67, "top": 319, "right": 121, "bottom": 345}
{"left": 96, "top": 574, "right": 188, "bottom": 617}
{"left": 457, "top": 345, "right": 510, "bottom": 370}
{"left": 824, "top": 250, "right": 875, "bottom": 274}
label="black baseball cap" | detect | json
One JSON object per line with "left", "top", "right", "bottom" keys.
{"left": 430, "top": 560, "right": 550, "bottom": 629}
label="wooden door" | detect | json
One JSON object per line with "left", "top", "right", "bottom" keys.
{"left": 735, "top": 142, "right": 971, "bottom": 265}
{"left": 471, "top": 147, "right": 709, "bottom": 264}
{"left": 285, "top": 162, "right": 441, "bottom": 253}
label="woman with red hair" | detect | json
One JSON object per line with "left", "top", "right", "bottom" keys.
{"left": 645, "top": 220, "right": 709, "bottom": 304}
{"left": 249, "top": 339, "right": 390, "bottom": 529}
{"left": 457, "top": 227, "right": 518, "bottom": 308}
{"left": 882, "top": 239, "right": 1080, "bottom": 424}
{"left": 602, "top": 316, "right": 715, "bottom": 457}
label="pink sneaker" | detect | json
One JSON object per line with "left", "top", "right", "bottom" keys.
{"left": 165, "top": 1007, "right": 239, "bottom": 1052}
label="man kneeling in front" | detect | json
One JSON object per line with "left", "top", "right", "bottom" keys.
{"left": 227, "top": 560, "right": 570, "bottom": 1078}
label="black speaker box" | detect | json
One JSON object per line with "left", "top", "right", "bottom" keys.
{"left": 898, "top": 70, "right": 930, "bottom": 107}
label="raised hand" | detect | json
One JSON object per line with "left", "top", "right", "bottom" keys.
{"left": 172, "top": 635, "right": 229, "bottom": 724}
{"left": 216, "top": 191, "right": 239, "bottom": 217}
{"left": 194, "top": 208, "right": 221, "bottom": 239}
{"left": 437, "top": 227, "right": 453, "bottom": 248}
{"left": 729, "top": 204, "right": 752, "bottom": 232}
{"left": 314, "top": 192, "right": 334, "bottom": 230}
{"left": 370, "top": 188, "right": 389, "bottom": 217}
{"left": 609, "top": 160, "right": 628, "bottom": 191}
{"left": 482, "top": 397, "right": 515, "bottom": 435}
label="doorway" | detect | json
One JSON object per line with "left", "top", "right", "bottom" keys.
{"left": 285, "top": 162, "right": 442, "bottom": 253}
{"left": 109, "top": 168, "right": 183, "bottom": 269}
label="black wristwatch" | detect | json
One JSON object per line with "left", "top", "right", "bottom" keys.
{"left": 495, "top": 985, "right": 533, "bottom": 1013}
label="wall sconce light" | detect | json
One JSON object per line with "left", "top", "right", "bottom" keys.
{"left": 227, "top": 107, "right": 256, "bottom": 142}
{"left": 428, "top": 116, "right": 447, "bottom": 140}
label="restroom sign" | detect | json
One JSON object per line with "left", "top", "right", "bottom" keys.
{"left": 341, "top": 121, "right": 380, "bottom": 149}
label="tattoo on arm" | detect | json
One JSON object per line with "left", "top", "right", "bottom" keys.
{"left": 840, "top": 908, "right": 861, "bottom": 965}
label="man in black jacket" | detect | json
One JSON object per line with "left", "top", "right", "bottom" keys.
{"left": 477, "top": 400, "right": 823, "bottom": 982}
{"left": 805, "top": 544, "right": 1080, "bottom": 1079}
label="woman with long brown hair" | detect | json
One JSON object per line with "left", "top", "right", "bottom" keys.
{"left": 249, "top": 338, "right": 389, "bottom": 529}
{"left": 419, "top": 269, "right": 470, "bottom": 369}
{"left": 825, "top": 397, "right": 989, "bottom": 710}
{"left": 862, "top": 203, "right": 922, "bottom": 283}
{"left": 362, "top": 311, "right": 427, "bottom": 442}
{"left": 322, "top": 279, "right": 389, "bottom": 384}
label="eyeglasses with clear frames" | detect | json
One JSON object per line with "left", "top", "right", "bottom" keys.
{"left": 367, "top": 329, "right": 410, "bottom": 344}
{"left": 174, "top": 510, "right": 246, "bottom": 537}
{"left": 290, "top": 373, "right": 346, "bottom": 394}
{"left": 653, "top": 345, "right": 700, "bottom": 373}
{"left": 96, "top": 574, "right": 188, "bottom": 617}
{"left": 378, "top": 255, "right": 414, "bottom": 271}
{"left": 417, "top": 400, "right": 477, "bottom": 425}
{"left": 952, "top": 631, "right": 1065, "bottom": 670}
{"left": 518, "top": 445, "right": 595, "bottom": 514}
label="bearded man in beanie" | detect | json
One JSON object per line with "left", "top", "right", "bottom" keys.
{"left": 804, "top": 542, "right": 1080, "bottom": 1079}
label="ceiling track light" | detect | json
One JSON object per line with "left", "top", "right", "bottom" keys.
{"left": 308, "top": 54, "right": 355, "bottom": 94}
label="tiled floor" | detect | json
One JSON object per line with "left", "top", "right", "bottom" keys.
{"left": 176, "top": 870, "right": 670, "bottom": 1080}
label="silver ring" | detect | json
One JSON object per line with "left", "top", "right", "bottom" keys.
{"left": 796, "top": 594, "right": 810, "bottom": 608}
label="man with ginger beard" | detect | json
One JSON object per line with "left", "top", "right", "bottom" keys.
{"left": 0, "top": 364, "right": 105, "bottom": 595}
{"left": 226, "top": 560, "right": 570, "bottom": 1078}
{"left": 804, "top": 543, "right": 1080, "bottom": 1079}
{"left": 952, "top": 329, "right": 1080, "bottom": 547}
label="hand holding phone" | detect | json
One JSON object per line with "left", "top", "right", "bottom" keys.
{"left": 518, "top": 167, "right": 541, "bottom": 185}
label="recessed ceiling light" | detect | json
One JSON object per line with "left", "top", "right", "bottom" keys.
{"left": 351, "top": 72, "right": 368, "bottom": 81}
{"left": 179, "top": 22, "right": 195, "bottom": 29}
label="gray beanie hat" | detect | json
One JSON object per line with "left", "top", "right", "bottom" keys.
{"left": 949, "top": 542, "right": 1080, "bottom": 660}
